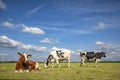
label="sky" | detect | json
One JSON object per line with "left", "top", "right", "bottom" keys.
{"left": 0, "top": 0, "right": 120, "bottom": 62}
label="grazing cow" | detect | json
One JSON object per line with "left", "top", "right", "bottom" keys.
{"left": 44, "top": 49, "right": 71, "bottom": 68}
{"left": 80, "top": 51, "right": 106, "bottom": 67}
{"left": 15, "top": 52, "right": 40, "bottom": 72}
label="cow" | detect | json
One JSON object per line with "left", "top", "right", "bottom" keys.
{"left": 26, "top": 60, "right": 40, "bottom": 71}
{"left": 44, "top": 48, "right": 71, "bottom": 68}
{"left": 80, "top": 51, "right": 106, "bottom": 67}
{"left": 15, "top": 52, "right": 40, "bottom": 72}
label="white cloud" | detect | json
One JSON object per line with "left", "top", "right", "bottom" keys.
{"left": 28, "top": 4, "right": 46, "bottom": 14}
{"left": 95, "top": 41, "right": 119, "bottom": 51}
{"left": 0, "top": 52, "right": 8, "bottom": 61}
{"left": 22, "top": 24, "right": 45, "bottom": 35}
{"left": 51, "top": 47, "right": 70, "bottom": 52}
{"left": 94, "top": 22, "right": 106, "bottom": 30}
{"left": 0, "top": 35, "right": 47, "bottom": 52}
{"left": 0, "top": 0, "right": 7, "bottom": 10}
{"left": 0, "top": 53, "right": 8, "bottom": 57}
{"left": 40, "top": 38, "right": 52, "bottom": 44}
{"left": 40, "top": 38, "right": 59, "bottom": 44}
{"left": 59, "top": 1, "right": 120, "bottom": 15}
{"left": 1, "top": 21, "right": 15, "bottom": 27}
{"left": 95, "top": 41, "right": 105, "bottom": 45}
{"left": 95, "top": 41, "right": 120, "bottom": 61}
{"left": 41, "top": 26, "right": 92, "bottom": 34}
{"left": 97, "top": 22, "right": 106, "bottom": 29}
{"left": 1, "top": 22, "right": 45, "bottom": 35}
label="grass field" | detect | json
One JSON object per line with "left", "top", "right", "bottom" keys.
{"left": 0, "top": 62, "right": 120, "bottom": 80}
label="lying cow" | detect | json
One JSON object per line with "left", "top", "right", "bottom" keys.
{"left": 26, "top": 60, "right": 40, "bottom": 71}
{"left": 44, "top": 49, "right": 71, "bottom": 68}
{"left": 80, "top": 51, "right": 106, "bottom": 67}
{"left": 15, "top": 52, "right": 40, "bottom": 72}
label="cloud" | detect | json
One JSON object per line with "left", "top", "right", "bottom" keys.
{"left": 41, "top": 26, "right": 91, "bottom": 34}
{"left": 1, "top": 21, "right": 15, "bottom": 27}
{"left": 0, "top": 52, "right": 8, "bottom": 61}
{"left": 0, "top": 53, "right": 8, "bottom": 57}
{"left": 40, "top": 38, "right": 52, "bottom": 44}
{"left": 0, "top": 35, "right": 47, "bottom": 52}
{"left": 58, "top": 0, "right": 120, "bottom": 15}
{"left": 95, "top": 41, "right": 119, "bottom": 51}
{"left": 51, "top": 47, "right": 70, "bottom": 52}
{"left": 1, "top": 21, "right": 45, "bottom": 35}
{"left": 40, "top": 38, "right": 59, "bottom": 44}
{"left": 21, "top": 24, "right": 45, "bottom": 35}
{"left": 97, "top": 22, "right": 106, "bottom": 29}
{"left": 0, "top": 0, "right": 7, "bottom": 10}
{"left": 28, "top": 4, "right": 46, "bottom": 14}
{"left": 92, "top": 22, "right": 106, "bottom": 30}
{"left": 95, "top": 41, "right": 120, "bottom": 61}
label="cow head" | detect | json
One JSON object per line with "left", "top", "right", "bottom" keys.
{"left": 44, "top": 55, "right": 54, "bottom": 68}
{"left": 18, "top": 52, "right": 32, "bottom": 63}
{"left": 101, "top": 51, "right": 107, "bottom": 57}
{"left": 56, "top": 50, "right": 62, "bottom": 54}
{"left": 80, "top": 52, "right": 86, "bottom": 57}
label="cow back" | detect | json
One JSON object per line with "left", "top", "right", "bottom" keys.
{"left": 86, "top": 52, "right": 95, "bottom": 59}
{"left": 94, "top": 52, "right": 106, "bottom": 59}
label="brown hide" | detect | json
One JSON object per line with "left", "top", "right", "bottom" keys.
{"left": 27, "top": 60, "right": 39, "bottom": 71}
{"left": 15, "top": 52, "right": 32, "bottom": 72}
{"left": 15, "top": 53, "right": 26, "bottom": 72}
{"left": 15, "top": 52, "right": 40, "bottom": 72}
{"left": 15, "top": 61, "right": 25, "bottom": 72}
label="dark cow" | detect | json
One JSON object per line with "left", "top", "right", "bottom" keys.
{"left": 15, "top": 52, "right": 40, "bottom": 72}
{"left": 80, "top": 51, "right": 106, "bottom": 67}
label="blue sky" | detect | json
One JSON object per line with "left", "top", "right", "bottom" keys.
{"left": 0, "top": 0, "right": 120, "bottom": 62}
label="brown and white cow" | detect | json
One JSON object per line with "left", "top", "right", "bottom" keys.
{"left": 26, "top": 60, "right": 40, "bottom": 71}
{"left": 15, "top": 52, "right": 40, "bottom": 72}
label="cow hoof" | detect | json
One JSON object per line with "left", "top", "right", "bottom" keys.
{"left": 44, "top": 66, "right": 48, "bottom": 68}
{"left": 26, "top": 70, "right": 29, "bottom": 72}
{"left": 15, "top": 70, "right": 18, "bottom": 73}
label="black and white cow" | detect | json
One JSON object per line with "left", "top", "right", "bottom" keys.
{"left": 44, "top": 49, "right": 71, "bottom": 68}
{"left": 80, "top": 51, "right": 106, "bottom": 67}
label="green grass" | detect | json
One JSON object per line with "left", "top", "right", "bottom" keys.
{"left": 0, "top": 62, "right": 120, "bottom": 80}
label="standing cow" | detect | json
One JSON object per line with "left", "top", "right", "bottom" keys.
{"left": 44, "top": 48, "right": 71, "bottom": 68}
{"left": 80, "top": 51, "right": 106, "bottom": 67}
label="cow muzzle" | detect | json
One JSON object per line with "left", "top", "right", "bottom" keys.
{"left": 104, "top": 55, "right": 106, "bottom": 57}
{"left": 44, "top": 63, "right": 48, "bottom": 68}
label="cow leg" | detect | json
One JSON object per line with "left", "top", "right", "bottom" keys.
{"left": 25, "top": 69, "right": 29, "bottom": 72}
{"left": 68, "top": 58, "right": 71, "bottom": 68}
{"left": 35, "top": 62, "right": 40, "bottom": 70}
{"left": 95, "top": 59, "right": 99, "bottom": 67}
{"left": 44, "top": 61, "right": 48, "bottom": 68}
{"left": 19, "top": 69, "right": 24, "bottom": 72}
{"left": 81, "top": 56, "right": 85, "bottom": 67}
{"left": 15, "top": 70, "right": 18, "bottom": 73}
{"left": 56, "top": 59, "right": 60, "bottom": 68}
{"left": 52, "top": 62, "right": 54, "bottom": 68}
{"left": 81, "top": 59, "right": 84, "bottom": 67}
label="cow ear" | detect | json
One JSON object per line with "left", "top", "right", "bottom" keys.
{"left": 18, "top": 52, "right": 22, "bottom": 56}
{"left": 27, "top": 54, "right": 32, "bottom": 58}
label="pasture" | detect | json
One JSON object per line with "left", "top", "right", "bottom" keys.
{"left": 0, "top": 62, "right": 120, "bottom": 80}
